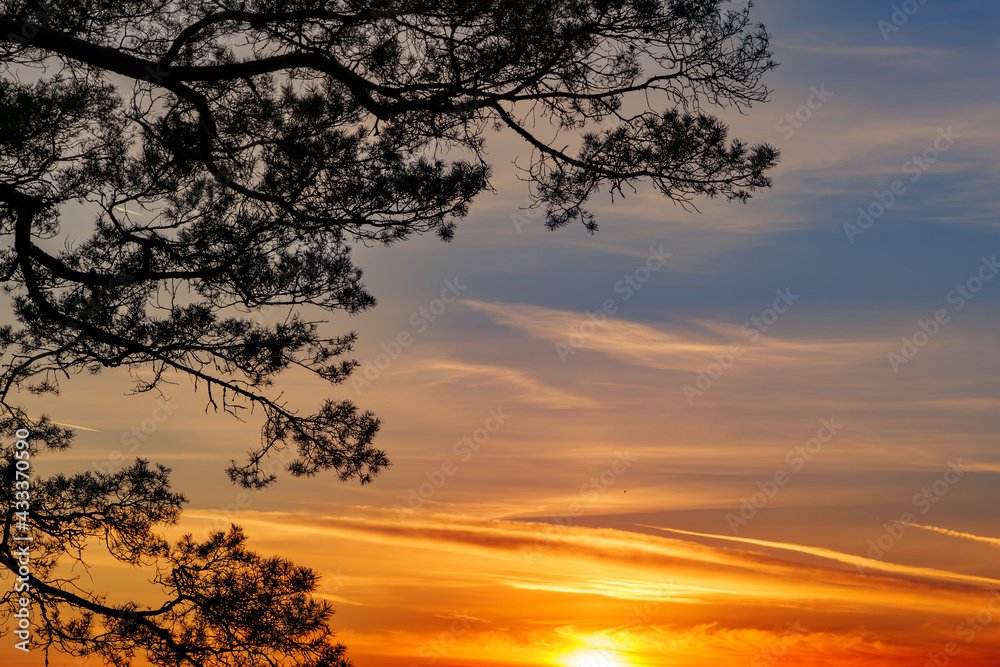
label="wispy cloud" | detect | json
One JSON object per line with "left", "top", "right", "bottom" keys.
{"left": 467, "top": 300, "right": 884, "bottom": 373}
{"left": 408, "top": 357, "right": 601, "bottom": 409}
{"left": 778, "top": 42, "right": 952, "bottom": 59}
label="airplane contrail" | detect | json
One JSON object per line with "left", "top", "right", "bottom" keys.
{"left": 113, "top": 206, "right": 143, "bottom": 215}
{"left": 51, "top": 421, "right": 101, "bottom": 432}
{"left": 893, "top": 521, "right": 1000, "bottom": 548}
{"left": 638, "top": 524, "right": 1000, "bottom": 588}
{"left": 23, "top": 416, "right": 101, "bottom": 432}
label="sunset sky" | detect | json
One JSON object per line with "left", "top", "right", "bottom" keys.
{"left": 5, "top": 0, "right": 1000, "bottom": 665}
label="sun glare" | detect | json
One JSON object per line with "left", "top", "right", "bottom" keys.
{"left": 559, "top": 648, "right": 631, "bottom": 667}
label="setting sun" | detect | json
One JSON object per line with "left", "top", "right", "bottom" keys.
{"left": 559, "top": 647, "right": 632, "bottom": 667}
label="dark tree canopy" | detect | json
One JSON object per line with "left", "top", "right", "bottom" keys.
{"left": 0, "top": 0, "right": 777, "bottom": 664}
{"left": 0, "top": 0, "right": 776, "bottom": 489}
{"left": 0, "top": 422, "right": 352, "bottom": 666}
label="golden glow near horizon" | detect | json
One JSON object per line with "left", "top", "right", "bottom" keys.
{"left": 558, "top": 647, "right": 632, "bottom": 667}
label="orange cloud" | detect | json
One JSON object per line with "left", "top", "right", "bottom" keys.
{"left": 164, "top": 508, "right": 1000, "bottom": 667}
